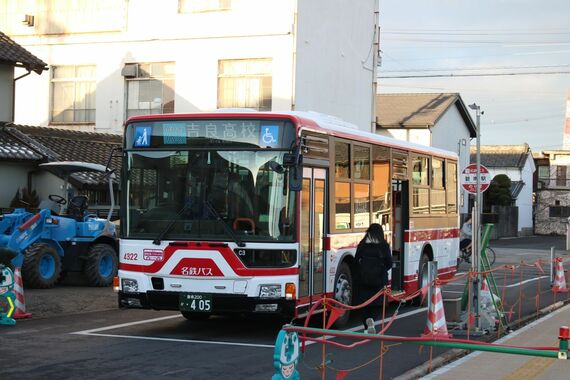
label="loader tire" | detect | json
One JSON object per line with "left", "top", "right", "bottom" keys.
{"left": 84, "top": 244, "right": 118, "bottom": 287}
{"left": 22, "top": 242, "right": 61, "bottom": 289}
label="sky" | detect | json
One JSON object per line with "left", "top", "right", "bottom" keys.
{"left": 378, "top": 0, "right": 570, "bottom": 151}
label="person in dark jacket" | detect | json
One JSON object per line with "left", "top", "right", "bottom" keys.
{"left": 355, "top": 223, "right": 393, "bottom": 333}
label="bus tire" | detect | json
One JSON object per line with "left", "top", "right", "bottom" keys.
{"left": 332, "top": 262, "right": 353, "bottom": 327}
{"left": 181, "top": 311, "right": 211, "bottom": 321}
{"left": 412, "top": 253, "right": 430, "bottom": 306}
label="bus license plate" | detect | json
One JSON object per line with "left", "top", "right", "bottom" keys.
{"left": 179, "top": 293, "right": 212, "bottom": 312}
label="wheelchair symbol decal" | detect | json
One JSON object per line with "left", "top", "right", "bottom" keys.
{"left": 260, "top": 125, "right": 279, "bottom": 146}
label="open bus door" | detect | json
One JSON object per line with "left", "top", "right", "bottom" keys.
{"left": 391, "top": 179, "right": 409, "bottom": 292}
{"left": 299, "top": 167, "right": 327, "bottom": 315}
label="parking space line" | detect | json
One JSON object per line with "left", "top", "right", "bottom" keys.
{"left": 71, "top": 314, "right": 182, "bottom": 335}
{"left": 75, "top": 332, "right": 275, "bottom": 348}
{"left": 70, "top": 307, "right": 428, "bottom": 349}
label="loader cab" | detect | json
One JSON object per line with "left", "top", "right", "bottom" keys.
{"left": 38, "top": 161, "right": 117, "bottom": 221}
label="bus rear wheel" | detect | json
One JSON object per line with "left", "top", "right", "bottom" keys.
{"left": 332, "top": 262, "right": 352, "bottom": 327}
{"left": 412, "top": 253, "right": 430, "bottom": 306}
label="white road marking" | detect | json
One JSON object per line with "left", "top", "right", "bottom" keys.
{"left": 423, "top": 303, "right": 570, "bottom": 379}
{"left": 71, "top": 314, "right": 182, "bottom": 335}
{"left": 70, "top": 307, "right": 428, "bottom": 348}
{"left": 77, "top": 332, "right": 276, "bottom": 348}
{"left": 445, "top": 275, "right": 549, "bottom": 289}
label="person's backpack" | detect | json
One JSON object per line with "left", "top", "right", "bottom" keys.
{"left": 359, "top": 255, "right": 384, "bottom": 287}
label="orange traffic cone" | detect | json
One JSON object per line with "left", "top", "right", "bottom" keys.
{"left": 553, "top": 258, "right": 569, "bottom": 294}
{"left": 423, "top": 280, "right": 451, "bottom": 338}
{"left": 13, "top": 268, "right": 32, "bottom": 319}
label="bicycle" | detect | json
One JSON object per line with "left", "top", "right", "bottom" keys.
{"left": 457, "top": 245, "right": 496, "bottom": 267}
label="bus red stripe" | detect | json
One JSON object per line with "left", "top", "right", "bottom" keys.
{"left": 120, "top": 243, "right": 298, "bottom": 276}
{"left": 404, "top": 228, "right": 459, "bottom": 243}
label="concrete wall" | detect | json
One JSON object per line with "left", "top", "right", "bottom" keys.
{"left": 0, "top": 64, "right": 14, "bottom": 123}
{"left": 535, "top": 189, "right": 570, "bottom": 235}
{"left": 8, "top": 0, "right": 377, "bottom": 134}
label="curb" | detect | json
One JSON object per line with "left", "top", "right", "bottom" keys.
{"left": 393, "top": 299, "right": 569, "bottom": 380}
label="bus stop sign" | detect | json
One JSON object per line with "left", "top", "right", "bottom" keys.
{"left": 461, "top": 164, "right": 491, "bottom": 193}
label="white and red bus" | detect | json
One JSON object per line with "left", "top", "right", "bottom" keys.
{"left": 118, "top": 111, "right": 459, "bottom": 324}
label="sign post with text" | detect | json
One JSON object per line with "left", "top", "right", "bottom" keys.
{"left": 461, "top": 164, "right": 491, "bottom": 194}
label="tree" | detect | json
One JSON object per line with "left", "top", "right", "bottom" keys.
{"left": 484, "top": 174, "right": 512, "bottom": 211}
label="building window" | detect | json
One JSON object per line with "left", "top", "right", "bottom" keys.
{"left": 556, "top": 166, "right": 567, "bottom": 187}
{"left": 51, "top": 65, "right": 96, "bottom": 124}
{"left": 538, "top": 166, "right": 549, "bottom": 179}
{"left": 218, "top": 58, "right": 272, "bottom": 111}
{"left": 179, "top": 0, "right": 231, "bottom": 13}
{"left": 549, "top": 206, "right": 570, "bottom": 218}
{"left": 124, "top": 62, "right": 175, "bottom": 119}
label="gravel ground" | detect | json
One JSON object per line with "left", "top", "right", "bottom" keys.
{"left": 20, "top": 274, "right": 117, "bottom": 319}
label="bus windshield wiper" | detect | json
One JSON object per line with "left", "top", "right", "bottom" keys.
{"left": 204, "top": 200, "right": 245, "bottom": 248}
{"left": 152, "top": 202, "right": 192, "bottom": 245}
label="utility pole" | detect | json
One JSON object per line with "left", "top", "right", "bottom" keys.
{"left": 469, "top": 102, "right": 483, "bottom": 331}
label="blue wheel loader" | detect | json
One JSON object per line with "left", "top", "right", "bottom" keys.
{"left": 0, "top": 161, "right": 118, "bottom": 288}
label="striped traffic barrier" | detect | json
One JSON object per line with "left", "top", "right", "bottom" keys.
{"left": 13, "top": 267, "right": 32, "bottom": 319}
{"left": 423, "top": 280, "right": 451, "bottom": 338}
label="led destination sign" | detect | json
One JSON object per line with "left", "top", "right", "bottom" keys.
{"left": 127, "top": 119, "right": 295, "bottom": 149}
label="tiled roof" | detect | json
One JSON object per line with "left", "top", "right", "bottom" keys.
{"left": 0, "top": 126, "right": 47, "bottom": 161}
{"left": 375, "top": 93, "right": 477, "bottom": 137}
{"left": 0, "top": 31, "right": 47, "bottom": 74}
{"left": 1, "top": 124, "right": 122, "bottom": 188}
{"left": 470, "top": 144, "right": 531, "bottom": 169}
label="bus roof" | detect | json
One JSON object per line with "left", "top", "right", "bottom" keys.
{"left": 126, "top": 111, "right": 458, "bottom": 160}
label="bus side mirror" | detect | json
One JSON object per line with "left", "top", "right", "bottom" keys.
{"left": 288, "top": 166, "right": 302, "bottom": 192}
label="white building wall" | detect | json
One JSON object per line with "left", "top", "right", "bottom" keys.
{"left": 517, "top": 156, "right": 535, "bottom": 233}
{"left": 295, "top": 0, "right": 376, "bottom": 130}
{"left": 8, "top": 0, "right": 376, "bottom": 134}
{"left": 487, "top": 154, "right": 535, "bottom": 234}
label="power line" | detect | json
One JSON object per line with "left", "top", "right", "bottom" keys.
{"left": 382, "top": 30, "right": 570, "bottom": 36}
{"left": 379, "top": 71, "right": 570, "bottom": 79}
{"left": 382, "top": 37, "right": 570, "bottom": 45}
{"left": 380, "top": 64, "right": 569, "bottom": 73}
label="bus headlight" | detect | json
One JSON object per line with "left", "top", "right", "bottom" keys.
{"left": 259, "top": 284, "right": 281, "bottom": 298}
{"left": 121, "top": 278, "right": 139, "bottom": 293}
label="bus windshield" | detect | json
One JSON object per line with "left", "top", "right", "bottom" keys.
{"left": 124, "top": 149, "right": 296, "bottom": 242}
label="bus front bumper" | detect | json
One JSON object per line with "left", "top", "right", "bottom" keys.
{"left": 118, "top": 290, "right": 296, "bottom": 317}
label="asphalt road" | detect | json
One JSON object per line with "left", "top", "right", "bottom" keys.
{"left": 1, "top": 235, "right": 568, "bottom": 379}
